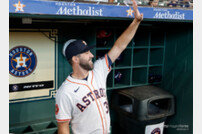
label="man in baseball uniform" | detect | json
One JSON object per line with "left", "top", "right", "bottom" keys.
{"left": 55, "top": 0, "right": 143, "bottom": 133}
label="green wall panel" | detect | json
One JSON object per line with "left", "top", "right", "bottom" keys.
{"left": 162, "top": 25, "right": 193, "bottom": 134}
{"left": 10, "top": 99, "right": 55, "bottom": 126}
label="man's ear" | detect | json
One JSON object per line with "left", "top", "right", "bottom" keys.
{"left": 72, "top": 56, "right": 79, "bottom": 64}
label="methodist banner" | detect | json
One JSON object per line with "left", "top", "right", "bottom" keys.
{"left": 9, "top": 30, "right": 57, "bottom": 103}
{"left": 9, "top": 0, "right": 193, "bottom": 21}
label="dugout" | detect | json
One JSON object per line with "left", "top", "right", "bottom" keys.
{"left": 9, "top": 1, "right": 193, "bottom": 134}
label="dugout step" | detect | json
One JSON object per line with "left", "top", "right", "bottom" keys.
{"left": 9, "top": 120, "right": 58, "bottom": 134}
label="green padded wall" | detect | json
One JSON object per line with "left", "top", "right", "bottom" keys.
{"left": 162, "top": 24, "right": 193, "bottom": 134}
{"left": 9, "top": 99, "right": 57, "bottom": 133}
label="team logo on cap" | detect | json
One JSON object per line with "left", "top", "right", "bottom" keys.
{"left": 82, "top": 41, "right": 87, "bottom": 46}
{"left": 9, "top": 46, "right": 37, "bottom": 77}
{"left": 151, "top": 128, "right": 161, "bottom": 134}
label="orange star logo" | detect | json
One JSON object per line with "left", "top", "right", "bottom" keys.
{"left": 82, "top": 41, "right": 87, "bottom": 46}
{"left": 12, "top": 53, "right": 30, "bottom": 69}
{"left": 126, "top": 8, "right": 134, "bottom": 17}
{"left": 13, "top": 1, "right": 26, "bottom": 12}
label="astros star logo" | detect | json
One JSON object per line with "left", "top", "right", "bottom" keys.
{"left": 12, "top": 53, "right": 30, "bottom": 69}
{"left": 9, "top": 46, "right": 37, "bottom": 77}
{"left": 126, "top": 8, "right": 134, "bottom": 17}
{"left": 13, "top": 1, "right": 26, "bottom": 12}
{"left": 82, "top": 41, "right": 87, "bottom": 46}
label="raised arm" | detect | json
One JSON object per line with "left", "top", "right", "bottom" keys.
{"left": 108, "top": 0, "right": 143, "bottom": 63}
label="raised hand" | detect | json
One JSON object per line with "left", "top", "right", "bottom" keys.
{"left": 132, "top": 0, "right": 143, "bottom": 22}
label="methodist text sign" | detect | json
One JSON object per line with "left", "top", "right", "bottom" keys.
{"left": 9, "top": 0, "right": 193, "bottom": 21}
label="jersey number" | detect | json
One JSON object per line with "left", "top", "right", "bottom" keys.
{"left": 104, "top": 101, "right": 109, "bottom": 114}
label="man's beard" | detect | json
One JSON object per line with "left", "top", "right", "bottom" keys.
{"left": 79, "top": 59, "right": 94, "bottom": 71}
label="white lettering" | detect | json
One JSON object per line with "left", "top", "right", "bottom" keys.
{"left": 14, "top": 71, "right": 17, "bottom": 75}
{"left": 77, "top": 6, "right": 83, "bottom": 15}
{"left": 99, "top": 9, "right": 103, "bottom": 16}
{"left": 9, "top": 53, "right": 13, "bottom": 57}
{"left": 16, "top": 48, "right": 19, "bottom": 53}
{"left": 67, "top": 8, "right": 72, "bottom": 15}
{"left": 72, "top": 7, "right": 76, "bottom": 15}
{"left": 56, "top": 7, "right": 67, "bottom": 14}
{"left": 25, "top": 70, "right": 29, "bottom": 74}
{"left": 11, "top": 69, "right": 14, "bottom": 73}
{"left": 56, "top": 6, "right": 103, "bottom": 16}
{"left": 32, "top": 85, "right": 38, "bottom": 88}
{"left": 39, "top": 84, "right": 44, "bottom": 87}
{"left": 154, "top": 12, "right": 160, "bottom": 18}
{"left": 26, "top": 49, "right": 30, "bottom": 54}
{"left": 29, "top": 52, "right": 33, "bottom": 56}
{"left": 12, "top": 50, "right": 16, "bottom": 54}
{"left": 153, "top": 11, "right": 185, "bottom": 20}
{"left": 28, "top": 68, "right": 32, "bottom": 72}
{"left": 24, "top": 85, "right": 31, "bottom": 88}
{"left": 153, "top": 8, "right": 167, "bottom": 12}
{"left": 55, "top": 2, "right": 75, "bottom": 6}
{"left": 23, "top": 48, "right": 27, "bottom": 52}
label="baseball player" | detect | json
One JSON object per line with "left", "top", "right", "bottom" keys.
{"left": 55, "top": 0, "right": 143, "bottom": 134}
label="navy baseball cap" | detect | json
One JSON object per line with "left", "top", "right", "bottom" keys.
{"left": 63, "top": 39, "right": 95, "bottom": 60}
